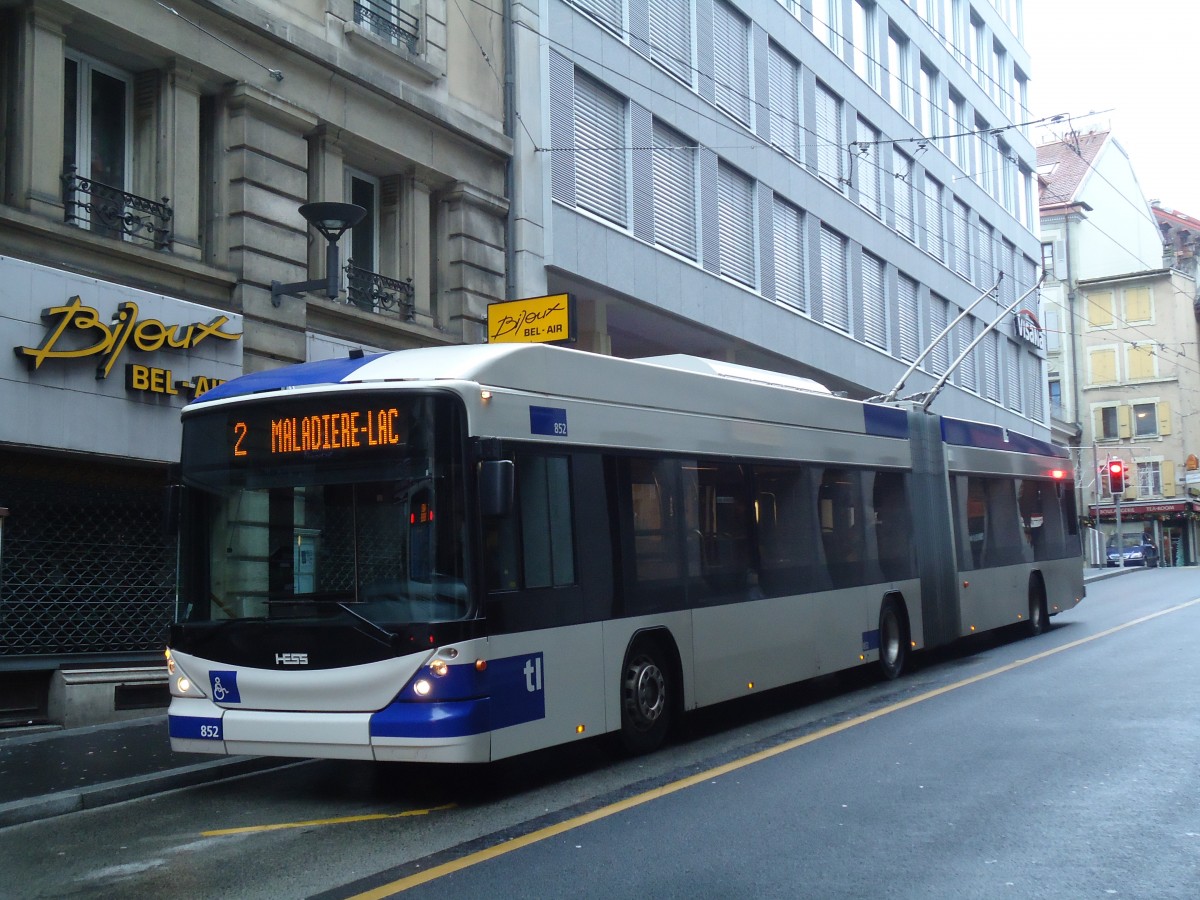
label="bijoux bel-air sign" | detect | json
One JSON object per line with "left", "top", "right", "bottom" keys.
{"left": 15, "top": 295, "right": 241, "bottom": 401}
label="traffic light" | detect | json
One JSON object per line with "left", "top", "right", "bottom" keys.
{"left": 1107, "top": 459, "right": 1126, "bottom": 495}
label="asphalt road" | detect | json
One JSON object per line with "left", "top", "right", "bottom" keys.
{"left": 3, "top": 569, "right": 1198, "bottom": 899}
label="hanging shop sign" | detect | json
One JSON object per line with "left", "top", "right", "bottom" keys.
{"left": 1095, "top": 501, "right": 1186, "bottom": 519}
{"left": 487, "top": 293, "right": 575, "bottom": 344}
{"left": 1012, "top": 309, "right": 1045, "bottom": 350}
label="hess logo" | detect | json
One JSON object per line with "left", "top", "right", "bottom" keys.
{"left": 275, "top": 652, "right": 309, "bottom": 666}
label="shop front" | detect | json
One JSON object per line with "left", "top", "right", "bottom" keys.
{"left": 1094, "top": 500, "right": 1196, "bottom": 568}
{"left": 0, "top": 256, "right": 242, "bottom": 726}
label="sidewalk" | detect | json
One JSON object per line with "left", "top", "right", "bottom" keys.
{"left": 0, "top": 565, "right": 1143, "bottom": 830}
{"left": 0, "top": 714, "right": 288, "bottom": 829}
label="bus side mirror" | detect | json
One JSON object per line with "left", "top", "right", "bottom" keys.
{"left": 479, "top": 459, "right": 514, "bottom": 517}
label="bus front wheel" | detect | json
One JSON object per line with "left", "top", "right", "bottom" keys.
{"left": 619, "top": 640, "right": 672, "bottom": 755}
{"left": 878, "top": 597, "right": 908, "bottom": 680}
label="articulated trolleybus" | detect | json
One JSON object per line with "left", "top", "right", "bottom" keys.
{"left": 167, "top": 344, "right": 1083, "bottom": 762}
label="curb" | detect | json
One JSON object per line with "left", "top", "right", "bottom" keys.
{"left": 0, "top": 756, "right": 294, "bottom": 830}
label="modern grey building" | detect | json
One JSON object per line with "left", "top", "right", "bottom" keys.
{"left": 509, "top": 0, "right": 1045, "bottom": 424}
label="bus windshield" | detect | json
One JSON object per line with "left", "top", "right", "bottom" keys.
{"left": 177, "top": 392, "right": 470, "bottom": 626}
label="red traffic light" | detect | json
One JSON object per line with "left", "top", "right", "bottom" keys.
{"left": 1107, "top": 460, "right": 1125, "bottom": 494}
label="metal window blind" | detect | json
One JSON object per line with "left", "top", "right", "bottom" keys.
{"left": 815, "top": 82, "right": 842, "bottom": 185}
{"left": 717, "top": 161, "right": 756, "bottom": 286}
{"left": 926, "top": 176, "right": 944, "bottom": 260}
{"left": 649, "top": 0, "right": 692, "bottom": 83}
{"left": 652, "top": 119, "right": 697, "bottom": 259}
{"left": 820, "top": 225, "right": 849, "bottom": 331}
{"left": 773, "top": 196, "right": 805, "bottom": 310}
{"left": 856, "top": 119, "right": 880, "bottom": 216}
{"left": 549, "top": 52, "right": 576, "bottom": 206}
{"left": 768, "top": 44, "right": 799, "bottom": 157}
{"left": 929, "top": 294, "right": 949, "bottom": 374}
{"left": 862, "top": 251, "right": 887, "bottom": 348}
{"left": 574, "top": 72, "right": 628, "bottom": 226}
{"left": 956, "top": 313, "right": 977, "bottom": 391}
{"left": 894, "top": 153, "right": 913, "bottom": 238}
{"left": 898, "top": 273, "right": 919, "bottom": 362}
{"left": 1007, "top": 339, "right": 1022, "bottom": 411}
{"left": 953, "top": 200, "right": 971, "bottom": 279}
{"left": 713, "top": 1, "right": 751, "bottom": 125}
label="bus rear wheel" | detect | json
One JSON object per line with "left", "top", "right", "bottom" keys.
{"left": 619, "top": 640, "right": 672, "bottom": 755}
{"left": 878, "top": 597, "right": 908, "bottom": 680}
{"left": 1028, "top": 584, "right": 1049, "bottom": 636}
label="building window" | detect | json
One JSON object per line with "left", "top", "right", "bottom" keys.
{"left": 649, "top": 0, "right": 693, "bottom": 85}
{"left": 948, "top": 90, "right": 968, "bottom": 170}
{"left": 953, "top": 200, "right": 971, "bottom": 280}
{"left": 1085, "top": 291, "right": 1115, "bottom": 328}
{"left": 1041, "top": 241, "right": 1055, "bottom": 279}
{"left": 573, "top": 71, "right": 628, "bottom": 227}
{"left": 1133, "top": 401, "right": 1160, "bottom": 438}
{"left": 768, "top": 43, "right": 801, "bottom": 159}
{"left": 919, "top": 62, "right": 939, "bottom": 139}
{"left": 652, "top": 120, "right": 697, "bottom": 259}
{"left": 852, "top": 0, "right": 879, "bottom": 89}
{"left": 1094, "top": 404, "right": 1120, "bottom": 441}
{"left": 814, "top": 82, "right": 844, "bottom": 188}
{"left": 713, "top": 0, "right": 752, "bottom": 127}
{"left": 345, "top": 169, "right": 379, "bottom": 278}
{"left": 1087, "top": 347, "right": 1118, "bottom": 386}
{"left": 1136, "top": 460, "right": 1163, "bottom": 498}
{"left": 819, "top": 225, "right": 850, "bottom": 332}
{"left": 1127, "top": 343, "right": 1157, "bottom": 381}
{"left": 717, "top": 160, "right": 756, "bottom": 287}
{"left": 894, "top": 150, "right": 915, "bottom": 240}
{"left": 1048, "top": 377, "right": 1062, "bottom": 414}
{"left": 888, "top": 30, "right": 912, "bottom": 121}
{"left": 862, "top": 251, "right": 887, "bottom": 349}
{"left": 573, "top": 0, "right": 622, "bottom": 34}
{"left": 856, "top": 119, "right": 881, "bottom": 217}
{"left": 1124, "top": 286, "right": 1153, "bottom": 323}
{"left": 929, "top": 293, "right": 950, "bottom": 374}
{"left": 926, "top": 175, "right": 945, "bottom": 262}
{"left": 898, "top": 272, "right": 920, "bottom": 363}
{"left": 773, "top": 196, "right": 806, "bottom": 311}
{"left": 957, "top": 311, "right": 978, "bottom": 393}
{"left": 814, "top": 0, "right": 843, "bottom": 56}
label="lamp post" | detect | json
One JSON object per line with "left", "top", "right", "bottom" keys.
{"left": 271, "top": 202, "right": 367, "bottom": 307}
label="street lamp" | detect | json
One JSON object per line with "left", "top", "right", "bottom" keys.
{"left": 271, "top": 202, "right": 367, "bottom": 307}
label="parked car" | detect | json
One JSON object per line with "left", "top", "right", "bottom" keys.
{"left": 1106, "top": 537, "right": 1159, "bottom": 567}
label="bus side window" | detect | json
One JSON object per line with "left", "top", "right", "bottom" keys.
{"left": 691, "top": 462, "right": 756, "bottom": 601}
{"left": 817, "top": 468, "right": 868, "bottom": 589}
{"left": 520, "top": 455, "right": 575, "bottom": 589}
{"left": 871, "top": 471, "right": 913, "bottom": 581}
{"left": 484, "top": 453, "right": 576, "bottom": 592}
{"left": 753, "top": 465, "right": 830, "bottom": 596}
{"left": 628, "top": 457, "right": 682, "bottom": 584}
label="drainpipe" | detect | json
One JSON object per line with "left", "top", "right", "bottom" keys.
{"left": 503, "top": 0, "right": 516, "bottom": 302}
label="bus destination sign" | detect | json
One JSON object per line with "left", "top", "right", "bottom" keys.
{"left": 228, "top": 404, "right": 405, "bottom": 461}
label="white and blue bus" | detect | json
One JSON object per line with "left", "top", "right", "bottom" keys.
{"left": 166, "top": 344, "right": 1083, "bottom": 762}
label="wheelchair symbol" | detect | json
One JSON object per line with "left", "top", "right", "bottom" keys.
{"left": 208, "top": 670, "right": 240, "bottom": 704}
{"left": 212, "top": 677, "right": 228, "bottom": 701}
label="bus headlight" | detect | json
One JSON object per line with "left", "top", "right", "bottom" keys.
{"left": 413, "top": 679, "right": 433, "bottom": 697}
{"left": 429, "top": 659, "right": 448, "bottom": 677}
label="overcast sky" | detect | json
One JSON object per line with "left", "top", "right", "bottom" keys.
{"left": 1023, "top": 1, "right": 1200, "bottom": 215}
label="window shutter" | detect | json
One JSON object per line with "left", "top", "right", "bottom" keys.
{"left": 856, "top": 119, "right": 880, "bottom": 215}
{"left": 929, "top": 294, "right": 948, "bottom": 374}
{"left": 577, "top": 0, "right": 622, "bottom": 32}
{"left": 815, "top": 83, "right": 843, "bottom": 186}
{"left": 1117, "top": 404, "right": 1132, "bottom": 439}
{"left": 957, "top": 314, "right": 977, "bottom": 392}
{"left": 549, "top": 52, "right": 576, "bottom": 206}
{"left": 652, "top": 120, "right": 697, "bottom": 259}
{"left": 926, "top": 176, "right": 944, "bottom": 260}
{"left": 862, "top": 251, "right": 886, "bottom": 348}
{"left": 574, "top": 73, "right": 628, "bottom": 226}
{"left": 717, "top": 162, "right": 756, "bottom": 287}
{"left": 1163, "top": 460, "right": 1177, "bottom": 497}
{"left": 768, "top": 44, "right": 799, "bottom": 157}
{"left": 649, "top": 0, "right": 693, "bottom": 84}
{"left": 953, "top": 200, "right": 971, "bottom": 279}
{"left": 772, "top": 196, "right": 805, "bottom": 311}
{"left": 894, "top": 153, "right": 913, "bottom": 238}
{"left": 1158, "top": 400, "right": 1172, "bottom": 436}
{"left": 898, "top": 274, "right": 919, "bottom": 362}
{"left": 820, "top": 226, "right": 849, "bottom": 331}
{"left": 713, "top": 1, "right": 751, "bottom": 125}
{"left": 982, "top": 329, "right": 999, "bottom": 401}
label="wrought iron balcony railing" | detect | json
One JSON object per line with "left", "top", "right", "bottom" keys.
{"left": 61, "top": 167, "right": 173, "bottom": 251}
{"left": 354, "top": 0, "right": 420, "bottom": 52}
{"left": 345, "top": 259, "right": 415, "bottom": 321}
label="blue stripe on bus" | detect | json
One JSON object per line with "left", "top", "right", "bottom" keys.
{"left": 168, "top": 714, "right": 223, "bottom": 740}
{"left": 190, "top": 355, "right": 383, "bottom": 404}
{"left": 941, "top": 417, "right": 1067, "bottom": 458}
{"left": 372, "top": 652, "right": 547, "bottom": 738}
{"left": 863, "top": 405, "right": 909, "bottom": 439}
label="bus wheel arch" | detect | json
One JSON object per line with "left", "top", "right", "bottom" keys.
{"left": 618, "top": 629, "right": 682, "bottom": 755}
{"left": 1027, "top": 572, "right": 1049, "bottom": 636}
{"left": 878, "top": 593, "right": 910, "bottom": 680}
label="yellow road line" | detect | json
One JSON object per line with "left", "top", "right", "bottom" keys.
{"left": 202, "top": 804, "right": 456, "bottom": 837}
{"left": 345, "top": 596, "right": 1200, "bottom": 898}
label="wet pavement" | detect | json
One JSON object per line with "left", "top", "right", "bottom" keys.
{"left": 0, "top": 566, "right": 1135, "bottom": 829}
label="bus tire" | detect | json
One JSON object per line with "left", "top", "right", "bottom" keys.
{"left": 878, "top": 596, "right": 908, "bottom": 680}
{"left": 1028, "top": 580, "right": 1049, "bottom": 636}
{"left": 619, "top": 639, "right": 672, "bottom": 755}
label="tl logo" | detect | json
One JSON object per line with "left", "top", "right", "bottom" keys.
{"left": 523, "top": 656, "right": 544, "bottom": 692}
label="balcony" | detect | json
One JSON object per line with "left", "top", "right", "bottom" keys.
{"left": 61, "top": 167, "right": 173, "bottom": 251}
{"left": 345, "top": 260, "right": 415, "bottom": 321}
{"left": 354, "top": 0, "right": 420, "bottom": 52}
